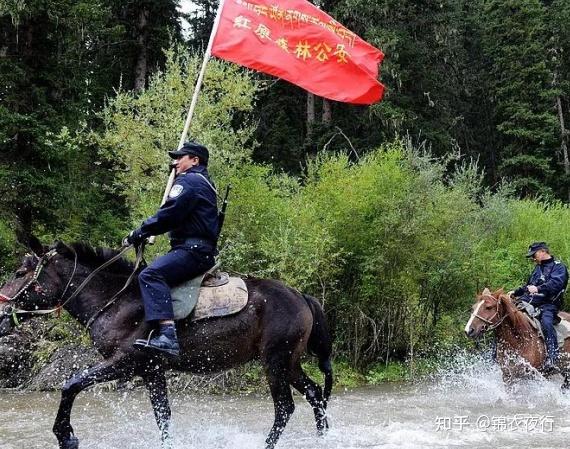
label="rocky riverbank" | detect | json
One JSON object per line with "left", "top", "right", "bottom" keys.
{"left": 0, "top": 317, "right": 98, "bottom": 390}
{"left": 0, "top": 315, "right": 270, "bottom": 393}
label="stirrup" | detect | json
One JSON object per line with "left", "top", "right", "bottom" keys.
{"left": 134, "top": 330, "right": 180, "bottom": 358}
{"left": 136, "top": 329, "right": 155, "bottom": 347}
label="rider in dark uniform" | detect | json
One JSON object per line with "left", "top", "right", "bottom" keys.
{"left": 124, "top": 141, "right": 219, "bottom": 357}
{"left": 513, "top": 242, "right": 568, "bottom": 372}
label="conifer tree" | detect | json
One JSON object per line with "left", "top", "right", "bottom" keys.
{"left": 479, "top": 0, "right": 558, "bottom": 196}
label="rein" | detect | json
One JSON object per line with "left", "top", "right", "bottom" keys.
{"left": 85, "top": 244, "right": 145, "bottom": 330}
{"left": 1, "top": 244, "right": 140, "bottom": 326}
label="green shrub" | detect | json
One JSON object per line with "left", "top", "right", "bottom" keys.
{"left": 41, "top": 45, "right": 570, "bottom": 371}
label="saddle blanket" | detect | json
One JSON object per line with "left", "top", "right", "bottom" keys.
{"left": 522, "top": 305, "right": 570, "bottom": 348}
{"left": 171, "top": 275, "right": 248, "bottom": 321}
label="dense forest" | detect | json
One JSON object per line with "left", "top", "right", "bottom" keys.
{"left": 1, "top": 0, "right": 570, "bottom": 368}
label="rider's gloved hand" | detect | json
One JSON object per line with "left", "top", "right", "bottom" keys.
{"left": 122, "top": 229, "right": 145, "bottom": 247}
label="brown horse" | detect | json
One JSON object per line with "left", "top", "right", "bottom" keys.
{"left": 464, "top": 288, "right": 570, "bottom": 387}
{"left": 0, "top": 237, "right": 333, "bottom": 449}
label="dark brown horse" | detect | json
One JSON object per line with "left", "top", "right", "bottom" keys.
{"left": 0, "top": 237, "right": 333, "bottom": 449}
{"left": 464, "top": 288, "right": 570, "bottom": 387}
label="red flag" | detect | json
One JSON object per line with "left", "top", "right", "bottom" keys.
{"left": 211, "top": 0, "right": 385, "bottom": 105}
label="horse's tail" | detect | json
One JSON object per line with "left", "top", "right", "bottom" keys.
{"left": 302, "top": 293, "right": 333, "bottom": 405}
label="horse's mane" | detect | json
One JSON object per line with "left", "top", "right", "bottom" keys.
{"left": 477, "top": 289, "right": 536, "bottom": 334}
{"left": 65, "top": 242, "right": 136, "bottom": 276}
{"left": 499, "top": 294, "right": 536, "bottom": 334}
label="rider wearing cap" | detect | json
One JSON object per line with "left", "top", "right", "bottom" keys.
{"left": 124, "top": 141, "right": 219, "bottom": 357}
{"left": 512, "top": 242, "right": 568, "bottom": 372}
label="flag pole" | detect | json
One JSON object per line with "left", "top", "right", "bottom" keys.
{"left": 149, "top": 0, "right": 227, "bottom": 244}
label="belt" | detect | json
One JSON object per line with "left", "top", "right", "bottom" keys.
{"left": 170, "top": 237, "right": 215, "bottom": 250}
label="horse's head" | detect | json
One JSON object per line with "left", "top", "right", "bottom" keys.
{"left": 0, "top": 236, "right": 71, "bottom": 336}
{"left": 464, "top": 288, "right": 506, "bottom": 339}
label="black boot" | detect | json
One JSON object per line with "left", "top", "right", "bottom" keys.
{"left": 134, "top": 324, "right": 180, "bottom": 357}
{"left": 542, "top": 358, "right": 560, "bottom": 376}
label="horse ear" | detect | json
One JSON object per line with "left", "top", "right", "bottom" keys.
{"left": 27, "top": 235, "right": 45, "bottom": 257}
{"left": 54, "top": 240, "right": 74, "bottom": 258}
{"left": 493, "top": 288, "right": 504, "bottom": 297}
{"left": 482, "top": 287, "right": 492, "bottom": 296}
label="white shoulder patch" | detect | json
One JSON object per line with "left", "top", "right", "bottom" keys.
{"left": 169, "top": 184, "right": 184, "bottom": 198}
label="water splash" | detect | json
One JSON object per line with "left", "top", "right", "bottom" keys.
{"left": 426, "top": 349, "right": 570, "bottom": 407}
{"left": 2, "top": 354, "right": 570, "bottom": 449}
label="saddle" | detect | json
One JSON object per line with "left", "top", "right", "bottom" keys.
{"left": 170, "top": 264, "right": 248, "bottom": 321}
{"left": 518, "top": 302, "right": 570, "bottom": 348}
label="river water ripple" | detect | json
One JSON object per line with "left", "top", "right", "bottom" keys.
{"left": 1, "top": 357, "right": 570, "bottom": 449}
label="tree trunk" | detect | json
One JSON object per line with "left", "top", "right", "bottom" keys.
{"left": 134, "top": 6, "right": 149, "bottom": 92}
{"left": 322, "top": 98, "right": 332, "bottom": 124}
{"left": 556, "top": 94, "right": 570, "bottom": 203}
{"left": 307, "top": 92, "right": 315, "bottom": 132}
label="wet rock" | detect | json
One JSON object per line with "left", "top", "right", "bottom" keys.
{"left": 27, "top": 345, "right": 101, "bottom": 391}
{"left": 0, "top": 318, "right": 101, "bottom": 391}
{"left": 0, "top": 331, "right": 33, "bottom": 388}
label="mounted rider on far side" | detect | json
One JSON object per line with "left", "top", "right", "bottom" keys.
{"left": 511, "top": 242, "right": 569, "bottom": 373}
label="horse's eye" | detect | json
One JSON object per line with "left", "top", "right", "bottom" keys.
{"left": 15, "top": 270, "right": 27, "bottom": 279}
{"left": 485, "top": 305, "right": 493, "bottom": 310}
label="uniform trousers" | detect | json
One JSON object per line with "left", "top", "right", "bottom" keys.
{"left": 138, "top": 245, "right": 215, "bottom": 322}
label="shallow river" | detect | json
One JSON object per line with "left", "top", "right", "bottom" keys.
{"left": 1, "top": 357, "right": 570, "bottom": 449}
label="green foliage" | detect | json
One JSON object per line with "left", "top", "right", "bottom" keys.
{"left": 480, "top": 0, "right": 558, "bottom": 197}
{"left": 94, "top": 46, "right": 258, "bottom": 254}
{"left": 0, "top": 0, "right": 182, "bottom": 241}
{"left": 365, "top": 362, "right": 408, "bottom": 383}
{"left": 216, "top": 141, "right": 570, "bottom": 367}
{"left": 0, "top": 216, "right": 19, "bottom": 279}
{"left": 41, "top": 41, "right": 570, "bottom": 367}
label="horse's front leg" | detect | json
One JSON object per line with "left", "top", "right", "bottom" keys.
{"left": 53, "top": 357, "right": 131, "bottom": 449}
{"left": 141, "top": 363, "right": 172, "bottom": 449}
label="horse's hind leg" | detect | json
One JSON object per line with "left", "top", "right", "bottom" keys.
{"left": 141, "top": 365, "right": 172, "bottom": 449}
{"left": 53, "top": 358, "right": 131, "bottom": 449}
{"left": 562, "top": 373, "right": 570, "bottom": 391}
{"left": 560, "top": 361, "right": 570, "bottom": 391}
{"left": 264, "top": 356, "right": 295, "bottom": 449}
{"left": 290, "top": 364, "right": 328, "bottom": 434}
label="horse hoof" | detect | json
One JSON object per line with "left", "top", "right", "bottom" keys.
{"left": 61, "top": 435, "right": 79, "bottom": 449}
{"left": 316, "top": 419, "right": 329, "bottom": 436}
{"left": 317, "top": 415, "right": 329, "bottom": 434}
{"left": 161, "top": 438, "right": 173, "bottom": 449}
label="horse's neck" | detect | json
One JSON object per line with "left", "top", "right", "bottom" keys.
{"left": 495, "top": 308, "right": 538, "bottom": 346}
{"left": 62, "top": 266, "right": 130, "bottom": 327}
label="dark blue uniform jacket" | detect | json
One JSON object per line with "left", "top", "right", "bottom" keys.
{"left": 136, "top": 165, "right": 219, "bottom": 248}
{"left": 514, "top": 257, "right": 569, "bottom": 307}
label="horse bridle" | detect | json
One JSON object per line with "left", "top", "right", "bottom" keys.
{"left": 0, "top": 244, "right": 136, "bottom": 323}
{"left": 472, "top": 295, "right": 508, "bottom": 331}
{"left": 0, "top": 248, "right": 79, "bottom": 319}
{"left": 0, "top": 249, "right": 64, "bottom": 301}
